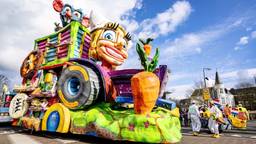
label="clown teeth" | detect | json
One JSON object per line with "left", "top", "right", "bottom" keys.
{"left": 106, "top": 47, "right": 123, "bottom": 60}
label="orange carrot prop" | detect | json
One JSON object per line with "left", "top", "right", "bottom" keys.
{"left": 131, "top": 38, "right": 160, "bottom": 115}
{"left": 139, "top": 38, "right": 153, "bottom": 56}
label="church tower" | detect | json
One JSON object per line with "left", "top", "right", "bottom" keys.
{"left": 214, "top": 71, "right": 234, "bottom": 106}
{"left": 214, "top": 71, "right": 225, "bottom": 103}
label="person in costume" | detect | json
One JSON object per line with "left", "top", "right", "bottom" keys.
{"left": 223, "top": 104, "right": 231, "bottom": 117}
{"left": 237, "top": 104, "right": 249, "bottom": 121}
{"left": 208, "top": 100, "right": 222, "bottom": 138}
{"left": 223, "top": 104, "right": 232, "bottom": 130}
{"left": 188, "top": 101, "right": 201, "bottom": 136}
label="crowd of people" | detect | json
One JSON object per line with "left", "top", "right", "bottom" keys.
{"left": 180, "top": 101, "right": 250, "bottom": 138}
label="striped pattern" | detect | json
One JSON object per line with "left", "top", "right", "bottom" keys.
{"left": 37, "top": 40, "right": 47, "bottom": 53}
{"left": 57, "top": 29, "right": 70, "bottom": 59}
{"left": 81, "top": 32, "right": 91, "bottom": 59}
{"left": 34, "top": 22, "right": 90, "bottom": 67}
{"left": 82, "top": 66, "right": 100, "bottom": 107}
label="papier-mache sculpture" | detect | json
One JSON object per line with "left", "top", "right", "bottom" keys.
{"left": 8, "top": 0, "right": 182, "bottom": 143}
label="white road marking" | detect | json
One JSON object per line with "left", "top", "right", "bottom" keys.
{"left": 0, "top": 130, "right": 18, "bottom": 135}
{"left": 250, "top": 136, "right": 256, "bottom": 139}
{"left": 55, "top": 138, "right": 78, "bottom": 144}
{"left": 8, "top": 133, "right": 42, "bottom": 144}
{"left": 231, "top": 134, "right": 242, "bottom": 137}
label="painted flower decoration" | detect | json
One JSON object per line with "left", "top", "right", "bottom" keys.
{"left": 128, "top": 123, "right": 135, "bottom": 131}
{"left": 144, "top": 121, "right": 149, "bottom": 128}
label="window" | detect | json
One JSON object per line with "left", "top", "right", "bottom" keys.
{"left": 220, "top": 88, "right": 224, "bottom": 94}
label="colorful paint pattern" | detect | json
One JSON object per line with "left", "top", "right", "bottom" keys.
{"left": 70, "top": 103, "right": 181, "bottom": 143}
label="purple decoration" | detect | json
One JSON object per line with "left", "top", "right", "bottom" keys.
{"left": 109, "top": 66, "right": 168, "bottom": 99}
{"left": 61, "top": 29, "right": 70, "bottom": 37}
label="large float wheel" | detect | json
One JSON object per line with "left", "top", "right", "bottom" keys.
{"left": 9, "top": 93, "right": 29, "bottom": 119}
{"left": 57, "top": 65, "right": 100, "bottom": 109}
{"left": 42, "top": 103, "right": 70, "bottom": 133}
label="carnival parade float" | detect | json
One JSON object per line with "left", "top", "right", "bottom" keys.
{"left": 0, "top": 75, "right": 15, "bottom": 123}
{"left": 8, "top": 0, "right": 181, "bottom": 143}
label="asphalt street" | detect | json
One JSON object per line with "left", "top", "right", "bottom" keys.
{"left": 0, "top": 121, "right": 255, "bottom": 144}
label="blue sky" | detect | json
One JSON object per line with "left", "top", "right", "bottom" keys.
{"left": 0, "top": 0, "right": 256, "bottom": 99}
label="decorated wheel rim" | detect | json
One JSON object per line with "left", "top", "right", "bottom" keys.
{"left": 57, "top": 65, "right": 100, "bottom": 109}
{"left": 67, "top": 77, "right": 81, "bottom": 96}
{"left": 42, "top": 103, "right": 70, "bottom": 133}
{"left": 9, "top": 93, "right": 29, "bottom": 119}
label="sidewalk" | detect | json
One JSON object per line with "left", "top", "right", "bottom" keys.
{"left": 182, "top": 127, "right": 256, "bottom": 135}
{"left": 182, "top": 120, "right": 256, "bottom": 134}
{"left": 181, "top": 135, "right": 256, "bottom": 144}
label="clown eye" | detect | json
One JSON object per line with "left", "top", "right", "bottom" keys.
{"left": 63, "top": 6, "right": 71, "bottom": 12}
{"left": 123, "top": 45, "right": 127, "bottom": 50}
{"left": 102, "top": 30, "right": 116, "bottom": 41}
{"left": 121, "top": 39, "right": 128, "bottom": 50}
{"left": 73, "top": 11, "right": 82, "bottom": 19}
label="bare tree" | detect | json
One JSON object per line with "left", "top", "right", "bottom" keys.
{"left": 0, "top": 74, "right": 9, "bottom": 106}
{"left": 185, "top": 80, "right": 204, "bottom": 98}
{"left": 0, "top": 74, "right": 9, "bottom": 94}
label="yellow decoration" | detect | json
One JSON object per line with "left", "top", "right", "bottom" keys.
{"left": 57, "top": 65, "right": 89, "bottom": 109}
{"left": 203, "top": 110, "right": 211, "bottom": 118}
{"left": 68, "top": 65, "right": 89, "bottom": 80}
{"left": 202, "top": 88, "right": 210, "bottom": 101}
{"left": 228, "top": 115, "right": 247, "bottom": 128}
{"left": 45, "top": 72, "right": 54, "bottom": 83}
{"left": 169, "top": 107, "right": 180, "bottom": 117}
{"left": 58, "top": 89, "right": 79, "bottom": 108}
{"left": 21, "top": 117, "right": 41, "bottom": 131}
{"left": 42, "top": 103, "right": 71, "bottom": 133}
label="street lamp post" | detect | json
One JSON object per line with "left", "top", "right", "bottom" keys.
{"left": 202, "top": 68, "right": 211, "bottom": 104}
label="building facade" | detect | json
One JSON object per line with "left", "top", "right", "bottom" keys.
{"left": 211, "top": 71, "right": 235, "bottom": 106}
{"left": 179, "top": 71, "right": 235, "bottom": 108}
{"left": 230, "top": 87, "right": 256, "bottom": 111}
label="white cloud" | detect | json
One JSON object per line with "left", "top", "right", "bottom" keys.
{"left": 162, "top": 33, "right": 204, "bottom": 57}
{"left": 221, "top": 68, "right": 256, "bottom": 82}
{"left": 234, "top": 46, "right": 242, "bottom": 51}
{"left": 246, "top": 27, "right": 252, "bottom": 31}
{"left": 237, "top": 36, "right": 249, "bottom": 45}
{"left": 0, "top": 0, "right": 142, "bottom": 83}
{"left": 64, "top": 0, "right": 142, "bottom": 21}
{"left": 138, "top": 1, "right": 192, "bottom": 38}
{"left": 168, "top": 68, "right": 256, "bottom": 99}
{"left": 160, "top": 16, "right": 246, "bottom": 59}
{"left": 162, "top": 27, "right": 225, "bottom": 58}
{"left": 206, "top": 78, "right": 215, "bottom": 87}
{"left": 167, "top": 84, "right": 193, "bottom": 100}
{"left": 251, "top": 31, "right": 256, "bottom": 39}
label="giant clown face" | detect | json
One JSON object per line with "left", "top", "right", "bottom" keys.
{"left": 90, "top": 23, "right": 131, "bottom": 71}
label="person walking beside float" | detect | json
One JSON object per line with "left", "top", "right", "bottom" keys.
{"left": 208, "top": 100, "right": 222, "bottom": 138}
{"left": 188, "top": 101, "right": 201, "bottom": 136}
{"left": 237, "top": 104, "right": 249, "bottom": 121}
{"left": 223, "top": 104, "right": 232, "bottom": 130}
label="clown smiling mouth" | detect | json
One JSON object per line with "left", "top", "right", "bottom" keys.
{"left": 104, "top": 46, "right": 126, "bottom": 61}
